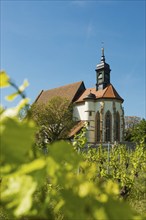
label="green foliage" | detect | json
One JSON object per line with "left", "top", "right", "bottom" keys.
{"left": 131, "top": 119, "right": 146, "bottom": 144}
{"left": 0, "top": 71, "right": 145, "bottom": 219}
{"left": 6, "top": 79, "right": 29, "bottom": 101}
{"left": 73, "top": 125, "right": 146, "bottom": 214}
{"left": 1, "top": 117, "right": 36, "bottom": 164}
{"left": 30, "top": 97, "right": 75, "bottom": 147}
{"left": 124, "top": 128, "right": 133, "bottom": 142}
{"left": 73, "top": 122, "right": 88, "bottom": 150}
{"left": 84, "top": 144, "right": 145, "bottom": 194}
{"left": 1, "top": 140, "right": 143, "bottom": 220}
{"left": 0, "top": 70, "right": 10, "bottom": 87}
{"left": 124, "top": 118, "right": 146, "bottom": 144}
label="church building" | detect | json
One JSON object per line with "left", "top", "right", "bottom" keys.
{"left": 35, "top": 48, "right": 124, "bottom": 144}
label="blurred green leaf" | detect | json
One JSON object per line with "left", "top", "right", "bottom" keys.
{"left": 0, "top": 71, "right": 10, "bottom": 88}
{"left": 19, "top": 79, "right": 29, "bottom": 92}
{"left": 17, "top": 159, "right": 46, "bottom": 175}
{"left": 103, "top": 197, "right": 136, "bottom": 220}
{"left": 0, "top": 98, "right": 30, "bottom": 120}
{"left": 1, "top": 175, "right": 37, "bottom": 217}
{"left": 0, "top": 117, "right": 36, "bottom": 164}
{"left": 49, "top": 141, "right": 81, "bottom": 167}
{"left": 5, "top": 92, "right": 19, "bottom": 101}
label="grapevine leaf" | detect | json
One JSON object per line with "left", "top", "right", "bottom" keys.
{"left": 0, "top": 71, "right": 10, "bottom": 88}
{"left": 19, "top": 79, "right": 29, "bottom": 92}
{"left": 15, "top": 159, "right": 47, "bottom": 185}
{"left": 17, "top": 159, "right": 46, "bottom": 175}
{"left": 0, "top": 98, "right": 30, "bottom": 120}
{"left": 1, "top": 175, "right": 37, "bottom": 217}
{"left": 5, "top": 92, "right": 19, "bottom": 101}
{"left": 104, "top": 197, "right": 136, "bottom": 220}
{"left": 0, "top": 117, "right": 36, "bottom": 164}
{"left": 49, "top": 141, "right": 81, "bottom": 167}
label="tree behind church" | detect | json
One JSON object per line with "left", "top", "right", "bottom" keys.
{"left": 124, "top": 117, "right": 146, "bottom": 144}
{"left": 30, "top": 96, "right": 75, "bottom": 147}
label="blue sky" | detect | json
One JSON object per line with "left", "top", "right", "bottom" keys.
{"left": 1, "top": 0, "right": 145, "bottom": 118}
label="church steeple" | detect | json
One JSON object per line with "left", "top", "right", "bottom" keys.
{"left": 101, "top": 47, "right": 105, "bottom": 62}
{"left": 95, "top": 48, "right": 111, "bottom": 90}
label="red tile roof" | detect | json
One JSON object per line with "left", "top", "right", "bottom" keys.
{"left": 35, "top": 81, "right": 85, "bottom": 104}
{"left": 68, "top": 121, "right": 85, "bottom": 138}
{"left": 75, "top": 84, "right": 124, "bottom": 103}
{"left": 35, "top": 82, "right": 123, "bottom": 105}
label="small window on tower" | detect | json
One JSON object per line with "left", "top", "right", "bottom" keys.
{"left": 98, "top": 73, "right": 103, "bottom": 83}
{"left": 98, "top": 72, "right": 102, "bottom": 79}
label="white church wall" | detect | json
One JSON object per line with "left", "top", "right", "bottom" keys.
{"left": 94, "top": 100, "right": 124, "bottom": 143}
{"left": 73, "top": 99, "right": 124, "bottom": 143}
{"left": 73, "top": 103, "right": 86, "bottom": 121}
{"left": 94, "top": 101, "right": 101, "bottom": 112}
{"left": 85, "top": 100, "right": 95, "bottom": 143}
{"left": 115, "top": 102, "right": 124, "bottom": 142}
{"left": 85, "top": 101, "right": 95, "bottom": 112}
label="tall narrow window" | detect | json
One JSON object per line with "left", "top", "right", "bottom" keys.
{"left": 96, "top": 112, "right": 100, "bottom": 142}
{"left": 115, "top": 112, "right": 120, "bottom": 141}
{"left": 105, "top": 111, "right": 111, "bottom": 142}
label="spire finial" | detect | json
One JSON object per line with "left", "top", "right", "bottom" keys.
{"left": 101, "top": 42, "right": 105, "bottom": 62}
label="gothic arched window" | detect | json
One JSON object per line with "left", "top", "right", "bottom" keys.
{"left": 96, "top": 111, "right": 100, "bottom": 142}
{"left": 115, "top": 111, "right": 120, "bottom": 142}
{"left": 105, "top": 111, "right": 112, "bottom": 142}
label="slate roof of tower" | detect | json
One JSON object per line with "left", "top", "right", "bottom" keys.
{"left": 35, "top": 81, "right": 86, "bottom": 104}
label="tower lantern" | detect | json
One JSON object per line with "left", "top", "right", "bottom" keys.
{"left": 95, "top": 48, "right": 111, "bottom": 90}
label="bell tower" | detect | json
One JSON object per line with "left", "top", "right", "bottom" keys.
{"left": 95, "top": 48, "right": 111, "bottom": 90}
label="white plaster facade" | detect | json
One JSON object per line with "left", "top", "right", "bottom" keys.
{"left": 73, "top": 98, "right": 124, "bottom": 144}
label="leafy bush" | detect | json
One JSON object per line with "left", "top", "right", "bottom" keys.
{"left": 30, "top": 96, "right": 75, "bottom": 147}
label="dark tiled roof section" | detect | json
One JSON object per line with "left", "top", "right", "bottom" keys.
{"left": 68, "top": 121, "right": 85, "bottom": 138}
{"left": 35, "top": 81, "right": 86, "bottom": 104}
{"left": 76, "top": 84, "right": 124, "bottom": 103}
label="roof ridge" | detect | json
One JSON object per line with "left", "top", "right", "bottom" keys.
{"left": 44, "top": 81, "right": 84, "bottom": 92}
{"left": 107, "top": 84, "right": 124, "bottom": 101}
{"left": 34, "top": 90, "right": 44, "bottom": 103}
{"left": 102, "top": 85, "right": 109, "bottom": 96}
{"left": 110, "top": 84, "right": 120, "bottom": 97}
{"left": 35, "top": 81, "right": 86, "bottom": 104}
{"left": 109, "top": 84, "right": 115, "bottom": 97}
